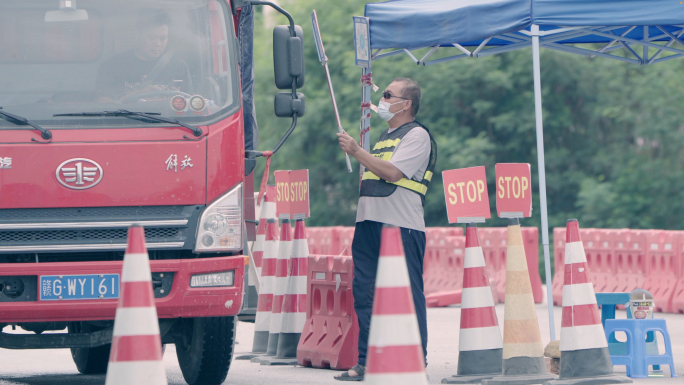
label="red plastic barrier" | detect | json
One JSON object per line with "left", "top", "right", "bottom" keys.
{"left": 583, "top": 228, "right": 615, "bottom": 293}
{"left": 492, "top": 228, "right": 508, "bottom": 304}
{"left": 479, "top": 228, "right": 502, "bottom": 304}
{"left": 424, "top": 228, "right": 449, "bottom": 295}
{"left": 613, "top": 230, "right": 648, "bottom": 295}
{"left": 338, "top": 227, "right": 355, "bottom": 257}
{"left": 642, "top": 231, "right": 679, "bottom": 313}
{"left": 552, "top": 227, "right": 566, "bottom": 306}
{"left": 426, "top": 235, "right": 465, "bottom": 307}
{"left": 672, "top": 232, "right": 684, "bottom": 313}
{"left": 307, "top": 227, "right": 342, "bottom": 256}
{"left": 602, "top": 230, "right": 622, "bottom": 293}
{"left": 521, "top": 227, "right": 543, "bottom": 303}
{"left": 306, "top": 228, "right": 321, "bottom": 255}
{"left": 297, "top": 254, "right": 358, "bottom": 370}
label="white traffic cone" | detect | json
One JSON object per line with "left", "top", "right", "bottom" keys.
{"left": 105, "top": 226, "right": 166, "bottom": 385}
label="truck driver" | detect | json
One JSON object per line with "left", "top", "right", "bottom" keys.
{"left": 96, "top": 9, "right": 193, "bottom": 100}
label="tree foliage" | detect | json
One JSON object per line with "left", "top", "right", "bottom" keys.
{"left": 252, "top": 0, "right": 684, "bottom": 237}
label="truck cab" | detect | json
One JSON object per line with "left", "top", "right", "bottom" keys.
{"left": 0, "top": 1, "right": 304, "bottom": 383}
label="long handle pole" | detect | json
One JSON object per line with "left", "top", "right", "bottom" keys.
{"left": 323, "top": 62, "right": 353, "bottom": 173}
{"left": 532, "top": 24, "right": 556, "bottom": 341}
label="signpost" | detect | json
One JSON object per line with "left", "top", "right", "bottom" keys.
{"left": 274, "top": 169, "right": 310, "bottom": 220}
{"left": 352, "top": 16, "right": 371, "bottom": 68}
{"left": 495, "top": 163, "right": 532, "bottom": 218}
{"left": 311, "top": 10, "right": 353, "bottom": 173}
{"left": 353, "top": 16, "right": 373, "bottom": 185}
{"left": 442, "top": 166, "right": 491, "bottom": 223}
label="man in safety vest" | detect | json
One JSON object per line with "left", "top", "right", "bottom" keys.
{"left": 335, "top": 78, "right": 436, "bottom": 381}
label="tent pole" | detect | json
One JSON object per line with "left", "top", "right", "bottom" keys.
{"left": 531, "top": 24, "right": 556, "bottom": 341}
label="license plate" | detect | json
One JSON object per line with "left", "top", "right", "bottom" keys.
{"left": 40, "top": 274, "right": 120, "bottom": 301}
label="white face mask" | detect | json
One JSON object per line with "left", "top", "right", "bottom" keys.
{"left": 377, "top": 100, "right": 406, "bottom": 122}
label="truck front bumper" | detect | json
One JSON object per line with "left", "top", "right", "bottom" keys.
{"left": 0, "top": 255, "right": 244, "bottom": 323}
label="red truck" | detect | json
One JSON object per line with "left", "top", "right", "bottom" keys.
{"left": 0, "top": 0, "right": 304, "bottom": 383}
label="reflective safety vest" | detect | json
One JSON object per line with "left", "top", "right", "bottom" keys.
{"left": 359, "top": 121, "right": 437, "bottom": 205}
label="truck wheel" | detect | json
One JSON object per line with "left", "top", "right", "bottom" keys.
{"left": 176, "top": 316, "right": 236, "bottom": 385}
{"left": 68, "top": 322, "right": 110, "bottom": 374}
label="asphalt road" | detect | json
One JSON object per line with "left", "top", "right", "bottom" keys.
{"left": 0, "top": 301, "right": 681, "bottom": 384}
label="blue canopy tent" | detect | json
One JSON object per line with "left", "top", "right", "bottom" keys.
{"left": 360, "top": 0, "right": 684, "bottom": 339}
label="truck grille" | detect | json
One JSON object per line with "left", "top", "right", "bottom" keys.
{"left": 0, "top": 228, "right": 180, "bottom": 243}
{"left": 0, "top": 205, "right": 203, "bottom": 254}
{"left": 0, "top": 206, "right": 187, "bottom": 221}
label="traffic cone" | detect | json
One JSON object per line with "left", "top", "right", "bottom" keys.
{"left": 241, "top": 185, "right": 278, "bottom": 325}
{"left": 259, "top": 219, "right": 309, "bottom": 365}
{"left": 543, "top": 220, "right": 632, "bottom": 385}
{"left": 483, "top": 218, "right": 556, "bottom": 385}
{"left": 262, "top": 218, "right": 293, "bottom": 358}
{"left": 105, "top": 226, "right": 166, "bottom": 385}
{"left": 364, "top": 226, "right": 428, "bottom": 385}
{"left": 444, "top": 223, "right": 503, "bottom": 384}
{"left": 253, "top": 185, "right": 278, "bottom": 278}
{"left": 243, "top": 218, "right": 278, "bottom": 357}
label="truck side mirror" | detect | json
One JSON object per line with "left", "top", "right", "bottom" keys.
{"left": 274, "top": 92, "right": 305, "bottom": 118}
{"left": 273, "top": 25, "right": 305, "bottom": 90}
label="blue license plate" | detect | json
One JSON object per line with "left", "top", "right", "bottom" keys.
{"left": 40, "top": 274, "right": 120, "bottom": 301}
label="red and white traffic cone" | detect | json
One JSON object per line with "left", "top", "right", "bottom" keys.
{"left": 249, "top": 219, "right": 279, "bottom": 355}
{"left": 364, "top": 226, "right": 428, "bottom": 385}
{"left": 253, "top": 185, "right": 277, "bottom": 278}
{"left": 105, "top": 226, "right": 166, "bottom": 385}
{"left": 444, "top": 223, "right": 503, "bottom": 384}
{"left": 259, "top": 219, "right": 309, "bottom": 365}
{"left": 543, "top": 220, "right": 631, "bottom": 385}
{"left": 278, "top": 219, "right": 308, "bottom": 356}
{"left": 263, "top": 218, "right": 293, "bottom": 358}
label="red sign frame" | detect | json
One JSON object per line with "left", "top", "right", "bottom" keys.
{"left": 442, "top": 166, "right": 491, "bottom": 223}
{"left": 495, "top": 163, "right": 532, "bottom": 218}
{"left": 274, "top": 169, "right": 310, "bottom": 220}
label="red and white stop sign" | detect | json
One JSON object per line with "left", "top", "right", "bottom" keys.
{"left": 495, "top": 163, "right": 532, "bottom": 218}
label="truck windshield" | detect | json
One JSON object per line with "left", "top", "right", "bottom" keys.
{"left": 0, "top": 0, "right": 238, "bottom": 129}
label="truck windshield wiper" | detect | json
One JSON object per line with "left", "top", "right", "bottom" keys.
{"left": 0, "top": 107, "right": 52, "bottom": 140}
{"left": 54, "top": 109, "right": 203, "bottom": 137}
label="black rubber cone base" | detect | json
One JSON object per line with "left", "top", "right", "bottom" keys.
{"left": 543, "top": 374, "right": 633, "bottom": 385}
{"left": 253, "top": 355, "right": 299, "bottom": 366}
{"left": 442, "top": 373, "right": 499, "bottom": 384}
{"left": 482, "top": 374, "right": 558, "bottom": 385}
{"left": 235, "top": 353, "right": 266, "bottom": 360}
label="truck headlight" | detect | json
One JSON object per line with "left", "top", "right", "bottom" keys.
{"left": 190, "top": 271, "right": 235, "bottom": 287}
{"left": 195, "top": 183, "right": 242, "bottom": 252}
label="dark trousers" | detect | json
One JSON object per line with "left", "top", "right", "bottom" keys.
{"left": 351, "top": 220, "right": 428, "bottom": 367}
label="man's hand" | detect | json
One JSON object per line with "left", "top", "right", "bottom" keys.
{"left": 337, "top": 130, "right": 360, "bottom": 157}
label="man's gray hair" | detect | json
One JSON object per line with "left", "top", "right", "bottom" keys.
{"left": 393, "top": 77, "right": 421, "bottom": 117}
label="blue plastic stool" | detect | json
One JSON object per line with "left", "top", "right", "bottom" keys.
{"left": 604, "top": 319, "right": 677, "bottom": 378}
{"left": 596, "top": 292, "right": 661, "bottom": 371}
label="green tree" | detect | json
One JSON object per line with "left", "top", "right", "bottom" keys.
{"left": 250, "top": 0, "right": 684, "bottom": 279}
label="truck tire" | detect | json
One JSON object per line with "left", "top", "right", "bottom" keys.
{"left": 68, "top": 322, "right": 110, "bottom": 374}
{"left": 176, "top": 316, "right": 236, "bottom": 385}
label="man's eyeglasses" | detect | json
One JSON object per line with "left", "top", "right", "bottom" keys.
{"left": 382, "top": 90, "right": 410, "bottom": 101}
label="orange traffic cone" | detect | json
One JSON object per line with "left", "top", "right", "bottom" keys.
{"left": 105, "top": 226, "right": 167, "bottom": 385}
{"left": 364, "top": 226, "right": 428, "bottom": 384}
{"left": 543, "top": 220, "right": 631, "bottom": 385}
{"left": 483, "top": 218, "right": 556, "bottom": 385}
{"left": 444, "top": 223, "right": 503, "bottom": 384}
